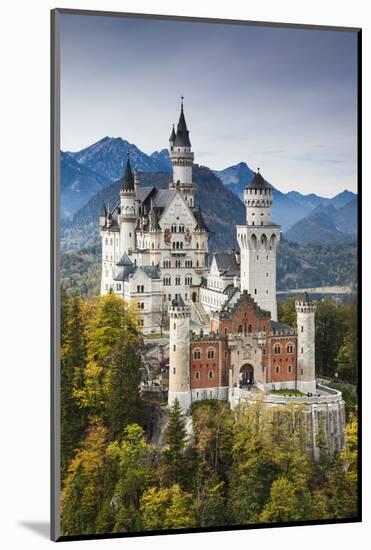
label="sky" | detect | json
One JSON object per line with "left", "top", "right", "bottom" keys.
{"left": 60, "top": 13, "right": 358, "bottom": 197}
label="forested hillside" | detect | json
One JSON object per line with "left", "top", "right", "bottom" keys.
{"left": 60, "top": 292, "right": 358, "bottom": 537}
{"left": 61, "top": 240, "right": 358, "bottom": 298}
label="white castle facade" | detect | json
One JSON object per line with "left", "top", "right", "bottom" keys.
{"left": 100, "top": 101, "right": 209, "bottom": 332}
{"left": 99, "top": 101, "right": 345, "bottom": 458}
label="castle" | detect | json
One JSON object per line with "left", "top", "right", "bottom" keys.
{"left": 99, "top": 100, "right": 346, "bottom": 458}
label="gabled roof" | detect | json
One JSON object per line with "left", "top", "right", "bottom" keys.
{"left": 113, "top": 264, "right": 136, "bottom": 281}
{"left": 113, "top": 263, "right": 160, "bottom": 283}
{"left": 141, "top": 265, "right": 161, "bottom": 279}
{"left": 116, "top": 253, "right": 133, "bottom": 267}
{"left": 221, "top": 289, "right": 271, "bottom": 319}
{"left": 213, "top": 252, "right": 239, "bottom": 277}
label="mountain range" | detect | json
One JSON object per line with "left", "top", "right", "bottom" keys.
{"left": 60, "top": 137, "right": 357, "bottom": 246}
{"left": 285, "top": 200, "right": 357, "bottom": 244}
{"left": 61, "top": 164, "right": 245, "bottom": 253}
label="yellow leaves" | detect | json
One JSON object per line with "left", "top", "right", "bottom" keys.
{"left": 73, "top": 361, "right": 106, "bottom": 410}
{"left": 140, "top": 485, "right": 196, "bottom": 531}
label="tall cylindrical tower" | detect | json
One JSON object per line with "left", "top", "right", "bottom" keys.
{"left": 119, "top": 156, "right": 137, "bottom": 256}
{"left": 168, "top": 296, "right": 191, "bottom": 412}
{"left": 295, "top": 292, "right": 317, "bottom": 394}
{"left": 169, "top": 98, "right": 196, "bottom": 207}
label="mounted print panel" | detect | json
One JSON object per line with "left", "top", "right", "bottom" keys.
{"left": 51, "top": 9, "right": 361, "bottom": 542}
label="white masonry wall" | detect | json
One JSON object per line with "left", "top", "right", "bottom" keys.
{"left": 168, "top": 304, "right": 191, "bottom": 412}
{"left": 296, "top": 300, "right": 317, "bottom": 394}
{"left": 237, "top": 225, "right": 280, "bottom": 320}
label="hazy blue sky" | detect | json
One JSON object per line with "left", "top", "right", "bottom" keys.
{"left": 60, "top": 13, "right": 358, "bottom": 196}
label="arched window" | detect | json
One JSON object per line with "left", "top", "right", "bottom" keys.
{"left": 248, "top": 324, "right": 252, "bottom": 333}
{"left": 287, "top": 344, "right": 294, "bottom": 354}
{"left": 288, "top": 364, "right": 292, "bottom": 374}
{"left": 193, "top": 349, "right": 201, "bottom": 360}
{"left": 275, "top": 365, "right": 280, "bottom": 374}
{"left": 141, "top": 302, "right": 144, "bottom": 310}
{"left": 207, "top": 348, "right": 215, "bottom": 359}
{"left": 274, "top": 344, "right": 281, "bottom": 355}
{"left": 238, "top": 325, "right": 243, "bottom": 333}
{"left": 195, "top": 371, "right": 200, "bottom": 380}
{"left": 208, "top": 370, "right": 214, "bottom": 380}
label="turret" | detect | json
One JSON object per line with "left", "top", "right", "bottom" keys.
{"left": 168, "top": 295, "right": 191, "bottom": 413}
{"left": 118, "top": 154, "right": 137, "bottom": 256}
{"left": 99, "top": 202, "right": 107, "bottom": 227}
{"left": 169, "top": 97, "right": 196, "bottom": 207}
{"left": 236, "top": 168, "right": 280, "bottom": 320}
{"left": 244, "top": 169, "right": 273, "bottom": 226}
{"left": 169, "top": 124, "right": 176, "bottom": 148}
{"left": 295, "top": 293, "right": 317, "bottom": 394}
{"left": 134, "top": 168, "right": 141, "bottom": 215}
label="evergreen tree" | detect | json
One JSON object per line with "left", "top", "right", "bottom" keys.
{"left": 315, "top": 300, "right": 346, "bottom": 378}
{"left": 107, "top": 424, "right": 156, "bottom": 532}
{"left": 60, "top": 296, "right": 88, "bottom": 479}
{"left": 61, "top": 420, "right": 108, "bottom": 536}
{"left": 162, "top": 399, "right": 188, "bottom": 486}
{"left": 106, "top": 335, "right": 144, "bottom": 439}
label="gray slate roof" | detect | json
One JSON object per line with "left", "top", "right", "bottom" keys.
{"left": 245, "top": 170, "right": 273, "bottom": 190}
{"left": 214, "top": 253, "right": 240, "bottom": 277}
{"left": 173, "top": 105, "right": 191, "bottom": 147}
{"left": 270, "top": 320, "right": 295, "bottom": 335}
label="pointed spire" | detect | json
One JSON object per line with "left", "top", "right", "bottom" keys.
{"left": 195, "top": 205, "right": 209, "bottom": 231}
{"left": 100, "top": 201, "right": 107, "bottom": 217}
{"left": 174, "top": 96, "right": 191, "bottom": 147}
{"left": 149, "top": 200, "right": 161, "bottom": 231}
{"left": 122, "top": 151, "right": 135, "bottom": 191}
{"left": 169, "top": 123, "right": 176, "bottom": 143}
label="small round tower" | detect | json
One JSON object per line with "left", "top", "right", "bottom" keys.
{"left": 168, "top": 295, "right": 191, "bottom": 413}
{"left": 243, "top": 169, "right": 273, "bottom": 226}
{"left": 119, "top": 154, "right": 136, "bottom": 256}
{"left": 295, "top": 292, "right": 317, "bottom": 394}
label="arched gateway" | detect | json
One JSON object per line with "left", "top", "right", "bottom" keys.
{"left": 239, "top": 364, "right": 254, "bottom": 387}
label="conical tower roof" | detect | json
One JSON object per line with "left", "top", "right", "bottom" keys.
{"left": 169, "top": 124, "right": 176, "bottom": 142}
{"left": 174, "top": 98, "right": 191, "bottom": 147}
{"left": 245, "top": 169, "right": 272, "bottom": 190}
{"left": 100, "top": 202, "right": 107, "bottom": 216}
{"left": 122, "top": 154, "right": 135, "bottom": 191}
